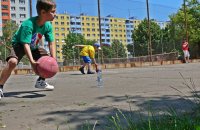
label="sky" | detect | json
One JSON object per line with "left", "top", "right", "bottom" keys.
{"left": 32, "top": 0, "right": 183, "bottom": 21}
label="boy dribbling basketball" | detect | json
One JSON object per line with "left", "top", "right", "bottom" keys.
{"left": 0, "top": 0, "right": 57, "bottom": 99}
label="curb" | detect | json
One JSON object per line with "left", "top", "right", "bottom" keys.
{"left": 3, "top": 59, "right": 200, "bottom": 75}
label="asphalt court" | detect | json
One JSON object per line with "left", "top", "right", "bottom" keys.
{"left": 0, "top": 62, "right": 200, "bottom": 130}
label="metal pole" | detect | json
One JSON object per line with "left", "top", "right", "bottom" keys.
{"left": 29, "top": 0, "right": 32, "bottom": 17}
{"left": 97, "top": 0, "right": 103, "bottom": 64}
{"left": 146, "top": 0, "right": 152, "bottom": 63}
{"left": 183, "top": 0, "right": 188, "bottom": 41}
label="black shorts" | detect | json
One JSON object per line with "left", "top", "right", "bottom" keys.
{"left": 6, "top": 44, "right": 49, "bottom": 63}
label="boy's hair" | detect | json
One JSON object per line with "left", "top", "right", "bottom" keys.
{"left": 36, "top": 0, "right": 56, "bottom": 15}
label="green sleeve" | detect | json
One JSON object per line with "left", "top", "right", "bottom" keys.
{"left": 20, "top": 26, "right": 32, "bottom": 44}
{"left": 44, "top": 24, "right": 54, "bottom": 42}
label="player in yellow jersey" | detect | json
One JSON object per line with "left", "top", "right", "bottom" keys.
{"left": 74, "top": 43, "right": 101, "bottom": 74}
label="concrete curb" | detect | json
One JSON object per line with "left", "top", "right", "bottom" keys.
{"left": 3, "top": 59, "right": 200, "bottom": 75}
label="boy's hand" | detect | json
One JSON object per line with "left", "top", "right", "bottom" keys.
{"left": 30, "top": 60, "right": 39, "bottom": 75}
{"left": 95, "top": 64, "right": 99, "bottom": 72}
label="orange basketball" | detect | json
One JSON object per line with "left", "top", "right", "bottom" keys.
{"left": 36, "top": 56, "right": 59, "bottom": 78}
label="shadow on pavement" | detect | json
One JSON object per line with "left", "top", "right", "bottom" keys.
{"left": 39, "top": 93, "right": 196, "bottom": 129}
{"left": 4, "top": 90, "right": 49, "bottom": 98}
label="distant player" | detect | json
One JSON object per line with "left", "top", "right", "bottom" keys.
{"left": 182, "top": 39, "right": 190, "bottom": 63}
{"left": 74, "top": 43, "right": 101, "bottom": 74}
{"left": 0, "top": 0, "right": 57, "bottom": 99}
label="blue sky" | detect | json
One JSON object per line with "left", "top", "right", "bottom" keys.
{"left": 32, "top": 0, "right": 183, "bottom": 21}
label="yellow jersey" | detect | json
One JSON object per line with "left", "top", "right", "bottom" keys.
{"left": 80, "top": 45, "right": 95, "bottom": 58}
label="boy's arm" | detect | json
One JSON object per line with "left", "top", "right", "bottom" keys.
{"left": 48, "top": 42, "right": 56, "bottom": 59}
{"left": 23, "top": 44, "right": 38, "bottom": 73}
{"left": 23, "top": 44, "right": 35, "bottom": 63}
{"left": 92, "top": 58, "right": 99, "bottom": 72}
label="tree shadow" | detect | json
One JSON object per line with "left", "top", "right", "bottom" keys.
{"left": 39, "top": 93, "right": 196, "bottom": 129}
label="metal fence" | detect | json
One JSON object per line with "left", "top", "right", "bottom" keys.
{"left": 0, "top": 52, "right": 179, "bottom": 68}
{"left": 63, "top": 52, "right": 179, "bottom": 66}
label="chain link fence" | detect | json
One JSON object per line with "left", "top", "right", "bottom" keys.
{"left": 0, "top": 52, "right": 179, "bottom": 68}
{"left": 63, "top": 52, "right": 179, "bottom": 66}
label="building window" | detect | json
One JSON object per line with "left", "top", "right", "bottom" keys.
{"left": 2, "top": 13, "right": 9, "bottom": 16}
{"left": 61, "top": 22, "right": 64, "bottom": 25}
{"left": 19, "top": 7, "right": 26, "bottom": 11}
{"left": 11, "top": 7, "right": 15, "bottom": 11}
{"left": 55, "top": 27, "right": 59, "bottom": 31}
{"left": 19, "top": 0, "right": 25, "bottom": 4}
{"left": 20, "top": 14, "right": 26, "bottom": 18}
{"left": 2, "top": 5, "right": 8, "bottom": 10}
{"left": 61, "top": 28, "right": 65, "bottom": 31}
{"left": 11, "top": 14, "right": 16, "bottom": 18}
{"left": 11, "top": 0, "right": 15, "bottom": 3}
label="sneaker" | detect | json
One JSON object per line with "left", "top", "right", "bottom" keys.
{"left": 0, "top": 89, "right": 4, "bottom": 100}
{"left": 87, "top": 71, "right": 95, "bottom": 74}
{"left": 35, "top": 80, "right": 54, "bottom": 90}
{"left": 79, "top": 67, "right": 85, "bottom": 74}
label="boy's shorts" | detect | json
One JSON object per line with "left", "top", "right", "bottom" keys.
{"left": 183, "top": 50, "right": 190, "bottom": 58}
{"left": 6, "top": 44, "right": 49, "bottom": 63}
{"left": 82, "top": 56, "right": 92, "bottom": 63}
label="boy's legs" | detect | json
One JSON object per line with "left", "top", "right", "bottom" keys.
{"left": 183, "top": 50, "right": 187, "bottom": 63}
{"left": 183, "top": 50, "right": 190, "bottom": 63}
{"left": 87, "top": 63, "right": 95, "bottom": 74}
{"left": 79, "top": 62, "right": 86, "bottom": 74}
{"left": 0, "top": 45, "right": 24, "bottom": 99}
{"left": 79, "top": 56, "right": 95, "bottom": 74}
{"left": 0, "top": 58, "right": 18, "bottom": 85}
{"left": 32, "top": 48, "right": 54, "bottom": 90}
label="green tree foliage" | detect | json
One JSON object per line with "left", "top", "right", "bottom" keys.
{"left": 132, "top": 19, "right": 161, "bottom": 56}
{"left": 170, "top": 0, "right": 200, "bottom": 57}
{"left": 127, "top": 43, "right": 134, "bottom": 57}
{"left": 111, "top": 40, "right": 127, "bottom": 58}
{"left": 62, "top": 32, "right": 96, "bottom": 60}
{"left": 102, "top": 45, "right": 113, "bottom": 58}
{"left": 0, "top": 20, "right": 18, "bottom": 61}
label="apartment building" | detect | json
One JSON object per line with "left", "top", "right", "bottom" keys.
{"left": 81, "top": 15, "right": 99, "bottom": 42}
{"left": 10, "top": 0, "right": 30, "bottom": 25}
{"left": 51, "top": 14, "right": 137, "bottom": 63}
{"left": 156, "top": 21, "right": 169, "bottom": 29}
{"left": 1, "top": 0, "right": 10, "bottom": 26}
{"left": 51, "top": 14, "right": 71, "bottom": 63}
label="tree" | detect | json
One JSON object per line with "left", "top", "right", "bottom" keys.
{"left": 132, "top": 19, "right": 161, "bottom": 56}
{"left": 109, "top": 40, "right": 127, "bottom": 58}
{"left": 0, "top": 20, "right": 18, "bottom": 61}
{"left": 62, "top": 32, "right": 96, "bottom": 61}
{"left": 169, "top": 0, "right": 200, "bottom": 57}
{"left": 127, "top": 43, "right": 134, "bottom": 57}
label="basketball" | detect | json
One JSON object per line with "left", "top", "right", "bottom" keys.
{"left": 36, "top": 56, "right": 59, "bottom": 78}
